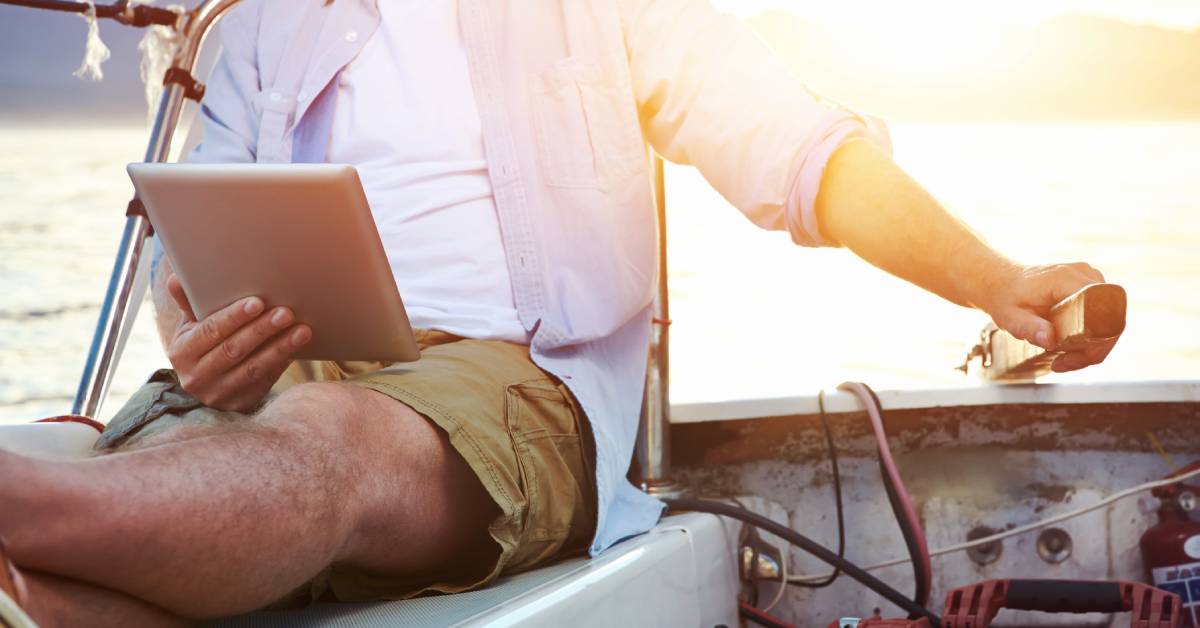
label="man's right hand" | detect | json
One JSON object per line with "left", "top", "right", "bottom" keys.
{"left": 164, "top": 273, "right": 312, "bottom": 413}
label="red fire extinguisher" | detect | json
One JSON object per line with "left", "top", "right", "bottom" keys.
{"left": 1140, "top": 462, "right": 1200, "bottom": 627}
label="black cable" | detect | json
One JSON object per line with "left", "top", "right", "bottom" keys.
{"left": 856, "top": 382, "right": 932, "bottom": 611}
{"left": 789, "top": 389, "right": 845, "bottom": 589}
{"left": 0, "top": 0, "right": 178, "bottom": 27}
{"left": 664, "top": 497, "right": 941, "bottom": 626}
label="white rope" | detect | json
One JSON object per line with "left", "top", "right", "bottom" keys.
{"left": 136, "top": 3, "right": 181, "bottom": 123}
{"left": 68, "top": 0, "right": 180, "bottom": 121}
{"left": 73, "top": 1, "right": 110, "bottom": 81}
{"left": 788, "top": 465, "right": 1200, "bottom": 584}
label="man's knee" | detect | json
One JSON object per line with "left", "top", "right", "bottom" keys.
{"left": 258, "top": 382, "right": 434, "bottom": 458}
{"left": 258, "top": 382, "right": 359, "bottom": 441}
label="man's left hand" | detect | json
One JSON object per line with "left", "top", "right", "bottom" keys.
{"left": 978, "top": 262, "right": 1119, "bottom": 373}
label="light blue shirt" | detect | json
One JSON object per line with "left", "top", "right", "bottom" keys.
{"left": 169, "top": 0, "right": 890, "bottom": 555}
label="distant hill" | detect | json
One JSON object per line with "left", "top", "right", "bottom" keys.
{"left": 0, "top": 6, "right": 1197, "bottom": 123}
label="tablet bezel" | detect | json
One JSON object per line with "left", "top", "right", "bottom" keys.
{"left": 128, "top": 162, "right": 420, "bottom": 363}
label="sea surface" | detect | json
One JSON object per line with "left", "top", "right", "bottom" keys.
{"left": 1, "top": 122, "right": 1197, "bottom": 423}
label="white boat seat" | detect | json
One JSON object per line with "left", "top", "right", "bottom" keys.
{"left": 209, "top": 513, "right": 739, "bottom": 628}
{"left": 0, "top": 421, "right": 101, "bottom": 459}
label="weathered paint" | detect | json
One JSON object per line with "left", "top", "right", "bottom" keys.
{"left": 674, "top": 402, "right": 1200, "bottom": 465}
{"left": 672, "top": 400, "right": 1200, "bottom": 626}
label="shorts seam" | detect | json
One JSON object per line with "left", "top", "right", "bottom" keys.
{"left": 509, "top": 378, "right": 565, "bottom": 400}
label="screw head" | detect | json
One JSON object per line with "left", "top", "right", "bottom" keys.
{"left": 1037, "top": 528, "right": 1073, "bottom": 564}
{"left": 966, "top": 526, "right": 1003, "bottom": 565}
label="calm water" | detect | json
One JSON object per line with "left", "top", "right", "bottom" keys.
{"left": 1, "top": 122, "right": 1197, "bottom": 423}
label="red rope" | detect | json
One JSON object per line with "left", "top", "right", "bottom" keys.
{"left": 34, "top": 414, "right": 105, "bottom": 433}
{"left": 739, "top": 600, "right": 797, "bottom": 628}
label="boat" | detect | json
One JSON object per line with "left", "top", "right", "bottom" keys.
{"left": 1, "top": 1, "right": 1197, "bottom": 626}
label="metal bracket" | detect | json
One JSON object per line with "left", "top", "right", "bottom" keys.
{"left": 955, "top": 326, "right": 996, "bottom": 374}
{"left": 163, "top": 67, "right": 206, "bottom": 102}
{"left": 125, "top": 197, "right": 152, "bottom": 235}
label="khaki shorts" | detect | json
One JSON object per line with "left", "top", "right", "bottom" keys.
{"left": 97, "top": 330, "right": 597, "bottom": 603}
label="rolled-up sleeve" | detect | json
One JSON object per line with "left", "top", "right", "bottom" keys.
{"left": 619, "top": 0, "right": 891, "bottom": 247}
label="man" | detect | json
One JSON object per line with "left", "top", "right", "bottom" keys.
{"left": 0, "top": 0, "right": 1116, "bottom": 625}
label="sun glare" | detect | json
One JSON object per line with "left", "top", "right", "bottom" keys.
{"left": 818, "top": 10, "right": 1009, "bottom": 76}
{"left": 717, "top": 0, "right": 1200, "bottom": 31}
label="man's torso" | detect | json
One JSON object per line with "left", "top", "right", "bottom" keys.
{"left": 325, "top": 0, "right": 528, "bottom": 344}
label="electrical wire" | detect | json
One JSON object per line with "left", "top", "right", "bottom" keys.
{"left": 841, "top": 381, "right": 932, "bottom": 612}
{"left": 664, "top": 497, "right": 941, "bottom": 625}
{"left": 789, "top": 464, "right": 1200, "bottom": 584}
{"left": 787, "top": 389, "right": 846, "bottom": 590}
{"left": 730, "top": 496, "right": 764, "bottom": 607}
{"left": 762, "top": 534, "right": 789, "bottom": 613}
{"left": 732, "top": 495, "right": 788, "bottom": 613}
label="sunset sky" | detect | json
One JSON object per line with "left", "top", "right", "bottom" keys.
{"left": 714, "top": 0, "right": 1200, "bottom": 30}
{"left": 2, "top": 0, "right": 1197, "bottom": 122}
{"left": 717, "top": 0, "right": 1200, "bottom": 82}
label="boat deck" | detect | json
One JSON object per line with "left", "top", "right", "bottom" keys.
{"left": 210, "top": 513, "right": 739, "bottom": 628}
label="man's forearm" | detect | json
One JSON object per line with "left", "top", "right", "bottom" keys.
{"left": 814, "top": 139, "right": 1019, "bottom": 312}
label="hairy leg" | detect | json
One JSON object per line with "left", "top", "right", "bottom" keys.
{"left": 17, "top": 569, "right": 183, "bottom": 628}
{"left": 0, "top": 383, "right": 497, "bottom": 618}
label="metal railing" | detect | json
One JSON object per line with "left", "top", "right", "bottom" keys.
{"left": 72, "top": 0, "right": 244, "bottom": 416}
{"left": 631, "top": 155, "right": 682, "bottom": 497}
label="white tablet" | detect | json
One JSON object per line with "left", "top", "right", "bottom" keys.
{"left": 127, "top": 163, "right": 420, "bottom": 363}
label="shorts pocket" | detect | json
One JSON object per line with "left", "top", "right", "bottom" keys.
{"left": 503, "top": 379, "right": 582, "bottom": 568}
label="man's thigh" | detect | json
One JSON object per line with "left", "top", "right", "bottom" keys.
{"left": 258, "top": 382, "right": 502, "bottom": 580}
{"left": 95, "top": 376, "right": 501, "bottom": 601}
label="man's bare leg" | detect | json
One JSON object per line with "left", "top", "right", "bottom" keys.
{"left": 16, "top": 569, "right": 183, "bottom": 628}
{"left": 0, "top": 382, "right": 499, "bottom": 619}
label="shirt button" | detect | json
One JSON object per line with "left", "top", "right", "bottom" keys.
{"left": 297, "top": 90, "right": 307, "bottom": 101}
{"left": 269, "top": 91, "right": 282, "bottom": 103}
{"left": 344, "top": 30, "right": 358, "bottom": 43}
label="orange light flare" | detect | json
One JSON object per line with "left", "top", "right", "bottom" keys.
{"left": 719, "top": 0, "right": 1200, "bottom": 81}
{"left": 816, "top": 9, "right": 1010, "bottom": 79}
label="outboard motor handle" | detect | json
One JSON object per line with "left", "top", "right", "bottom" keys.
{"left": 958, "top": 283, "right": 1127, "bottom": 382}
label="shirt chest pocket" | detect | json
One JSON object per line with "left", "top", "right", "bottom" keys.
{"left": 528, "top": 57, "right": 643, "bottom": 190}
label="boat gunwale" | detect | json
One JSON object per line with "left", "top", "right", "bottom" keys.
{"left": 671, "top": 379, "right": 1200, "bottom": 424}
